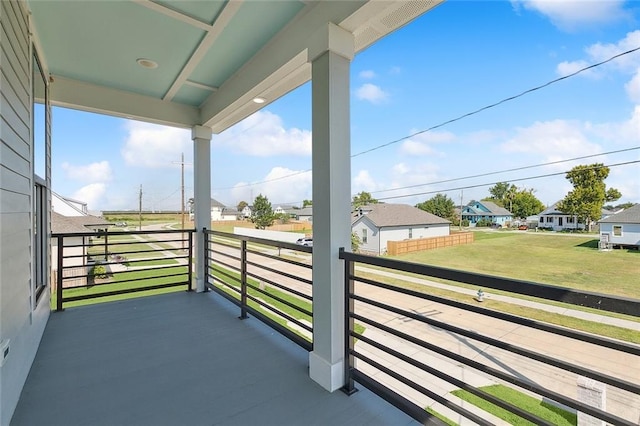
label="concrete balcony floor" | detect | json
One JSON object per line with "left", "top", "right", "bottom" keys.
{"left": 12, "top": 291, "right": 418, "bottom": 426}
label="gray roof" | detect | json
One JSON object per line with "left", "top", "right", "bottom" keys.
{"left": 353, "top": 203, "right": 450, "bottom": 227}
{"left": 52, "top": 212, "right": 111, "bottom": 234}
{"left": 598, "top": 204, "right": 640, "bottom": 224}
{"left": 211, "top": 198, "right": 226, "bottom": 208}
{"left": 296, "top": 207, "right": 313, "bottom": 216}
{"left": 476, "top": 200, "right": 512, "bottom": 216}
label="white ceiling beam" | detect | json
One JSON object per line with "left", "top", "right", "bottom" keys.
{"left": 200, "top": 0, "right": 365, "bottom": 131}
{"left": 132, "top": 0, "right": 212, "bottom": 31}
{"left": 163, "top": 0, "right": 243, "bottom": 101}
{"left": 50, "top": 76, "right": 199, "bottom": 128}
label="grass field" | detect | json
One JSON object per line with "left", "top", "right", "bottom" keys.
{"left": 451, "top": 384, "right": 577, "bottom": 426}
{"left": 393, "top": 231, "right": 639, "bottom": 299}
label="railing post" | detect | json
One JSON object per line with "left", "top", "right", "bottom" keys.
{"left": 239, "top": 239, "right": 248, "bottom": 319}
{"left": 104, "top": 231, "right": 108, "bottom": 261}
{"left": 202, "top": 228, "right": 209, "bottom": 292}
{"left": 341, "top": 248, "right": 357, "bottom": 394}
{"left": 187, "top": 230, "right": 193, "bottom": 291}
{"left": 56, "top": 235, "right": 64, "bottom": 312}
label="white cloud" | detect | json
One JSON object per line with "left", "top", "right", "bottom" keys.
{"left": 230, "top": 167, "right": 312, "bottom": 206}
{"left": 501, "top": 119, "right": 602, "bottom": 169}
{"left": 72, "top": 183, "right": 107, "bottom": 210}
{"left": 359, "top": 70, "right": 376, "bottom": 79}
{"left": 512, "top": 0, "right": 630, "bottom": 31}
{"left": 121, "top": 121, "right": 191, "bottom": 167}
{"left": 353, "top": 170, "right": 378, "bottom": 193}
{"left": 557, "top": 31, "right": 640, "bottom": 80}
{"left": 216, "top": 111, "right": 311, "bottom": 157}
{"left": 355, "top": 83, "right": 389, "bottom": 105}
{"left": 61, "top": 160, "right": 112, "bottom": 183}
{"left": 625, "top": 70, "right": 640, "bottom": 103}
{"left": 399, "top": 130, "right": 454, "bottom": 156}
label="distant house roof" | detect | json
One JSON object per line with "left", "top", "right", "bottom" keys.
{"left": 51, "top": 212, "right": 110, "bottom": 234}
{"left": 540, "top": 202, "right": 565, "bottom": 216}
{"left": 296, "top": 207, "right": 313, "bottom": 216}
{"left": 464, "top": 200, "right": 512, "bottom": 216}
{"left": 221, "top": 208, "right": 240, "bottom": 216}
{"left": 211, "top": 198, "right": 226, "bottom": 208}
{"left": 353, "top": 204, "right": 450, "bottom": 227}
{"left": 599, "top": 204, "right": 640, "bottom": 224}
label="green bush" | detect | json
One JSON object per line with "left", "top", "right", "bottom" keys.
{"left": 476, "top": 218, "right": 493, "bottom": 227}
{"left": 91, "top": 265, "right": 108, "bottom": 279}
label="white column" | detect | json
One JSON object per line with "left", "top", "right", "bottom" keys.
{"left": 308, "top": 23, "right": 354, "bottom": 392}
{"left": 192, "top": 125, "right": 212, "bottom": 293}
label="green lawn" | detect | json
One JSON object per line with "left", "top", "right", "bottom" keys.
{"left": 394, "top": 232, "right": 639, "bottom": 299}
{"left": 451, "top": 384, "right": 576, "bottom": 426}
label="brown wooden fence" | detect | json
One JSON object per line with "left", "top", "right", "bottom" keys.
{"left": 386, "top": 232, "right": 474, "bottom": 256}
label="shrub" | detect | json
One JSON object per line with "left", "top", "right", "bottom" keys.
{"left": 476, "top": 218, "right": 493, "bottom": 227}
{"left": 91, "top": 265, "right": 108, "bottom": 279}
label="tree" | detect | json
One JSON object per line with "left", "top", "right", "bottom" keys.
{"left": 250, "top": 194, "right": 275, "bottom": 230}
{"left": 557, "top": 163, "right": 621, "bottom": 231}
{"left": 237, "top": 200, "right": 248, "bottom": 212}
{"left": 351, "top": 232, "right": 361, "bottom": 253}
{"left": 416, "top": 193, "right": 455, "bottom": 221}
{"left": 352, "top": 191, "right": 378, "bottom": 208}
{"left": 510, "top": 189, "right": 545, "bottom": 219}
{"left": 302, "top": 199, "right": 312, "bottom": 208}
{"left": 486, "top": 182, "right": 517, "bottom": 210}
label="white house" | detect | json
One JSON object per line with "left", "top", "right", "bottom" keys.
{"left": 52, "top": 192, "right": 88, "bottom": 216}
{"left": 241, "top": 205, "right": 253, "bottom": 218}
{"left": 295, "top": 207, "right": 313, "bottom": 222}
{"left": 538, "top": 203, "right": 585, "bottom": 231}
{"left": 598, "top": 204, "right": 640, "bottom": 248}
{"left": 351, "top": 204, "right": 451, "bottom": 255}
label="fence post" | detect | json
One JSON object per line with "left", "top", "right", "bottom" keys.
{"left": 341, "top": 248, "right": 357, "bottom": 394}
{"left": 239, "top": 239, "right": 248, "bottom": 319}
{"left": 104, "top": 231, "right": 108, "bottom": 261}
{"left": 56, "top": 235, "right": 64, "bottom": 311}
{"left": 187, "top": 230, "right": 193, "bottom": 291}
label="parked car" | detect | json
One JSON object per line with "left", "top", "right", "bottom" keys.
{"left": 490, "top": 223, "right": 502, "bottom": 229}
{"left": 296, "top": 237, "right": 313, "bottom": 247}
{"left": 518, "top": 225, "right": 528, "bottom": 231}
{"left": 115, "top": 221, "right": 127, "bottom": 227}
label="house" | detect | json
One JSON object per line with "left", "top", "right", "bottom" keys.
{"left": 294, "top": 207, "right": 313, "bottom": 222}
{"left": 537, "top": 202, "right": 585, "bottom": 231}
{"left": 598, "top": 204, "right": 640, "bottom": 248}
{"left": 210, "top": 198, "right": 226, "bottom": 221}
{"left": 241, "top": 205, "right": 253, "bottom": 218}
{"left": 52, "top": 191, "right": 88, "bottom": 216}
{"left": 351, "top": 204, "right": 451, "bottom": 255}
{"left": 461, "top": 200, "right": 513, "bottom": 227}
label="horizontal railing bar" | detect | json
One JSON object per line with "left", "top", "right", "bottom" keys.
{"left": 211, "top": 259, "right": 241, "bottom": 276}
{"left": 351, "top": 273, "right": 640, "bottom": 356}
{"left": 341, "top": 250, "right": 640, "bottom": 317}
{"left": 246, "top": 259, "right": 313, "bottom": 286}
{"left": 242, "top": 303, "right": 313, "bottom": 351}
{"left": 209, "top": 276, "right": 241, "bottom": 296}
{"left": 61, "top": 271, "right": 188, "bottom": 289}
{"left": 245, "top": 293, "right": 313, "bottom": 332}
{"left": 208, "top": 230, "right": 312, "bottom": 253}
{"left": 352, "top": 350, "right": 492, "bottom": 425}
{"left": 245, "top": 248, "right": 312, "bottom": 270}
{"left": 209, "top": 248, "right": 241, "bottom": 262}
{"left": 210, "top": 239, "right": 240, "bottom": 251}
{"left": 207, "top": 281, "right": 241, "bottom": 305}
{"left": 353, "top": 332, "right": 554, "bottom": 425}
{"left": 352, "top": 293, "right": 639, "bottom": 393}
{"left": 245, "top": 281, "right": 313, "bottom": 318}
{"left": 245, "top": 271, "right": 312, "bottom": 302}
{"left": 351, "top": 312, "right": 637, "bottom": 425}
{"left": 211, "top": 267, "right": 241, "bottom": 285}
{"left": 53, "top": 229, "right": 194, "bottom": 238}
{"left": 62, "top": 281, "right": 186, "bottom": 302}
{"left": 60, "top": 264, "right": 186, "bottom": 281}
{"left": 349, "top": 370, "right": 448, "bottom": 426}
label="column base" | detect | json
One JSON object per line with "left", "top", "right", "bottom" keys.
{"left": 309, "top": 351, "right": 345, "bottom": 392}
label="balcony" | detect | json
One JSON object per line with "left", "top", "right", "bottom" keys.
{"left": 12, "top": 230, "right": 640, "bottom": 425}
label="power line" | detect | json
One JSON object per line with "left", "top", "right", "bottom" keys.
{"left": 370, "top": 146, "right": 640, "bottom": 195}
{"left": 352, "top": 45, "right": 640, "bottom": 158}
{"left": 375, "top": 160, "right": 640, "bottom": 202}
{"left": 212, "top": 45, "right": 640, "bottom": 192}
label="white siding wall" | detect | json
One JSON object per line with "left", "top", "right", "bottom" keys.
{"left": 0, "top": 1, "right": 50, "bottom": 423}
{"left": 351, "top": 219, "right": 379, "bottom": 254}
{"left": 600, "top": 223, "right": 640, "bottom": 247}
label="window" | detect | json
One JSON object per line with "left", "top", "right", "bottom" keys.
{"left": 33, "top": 49, "right": 49, "bottom": 303}
{"left": 567, "top": 216, "right": 575, "bottom": 224}
{"left": 408, "top": 228, "right": 412, "bottom": 239}
{"left": 613, "top": 225, "right": 622, "bottom": 237}
{"left": 546, "top": 217, "right": 553, "bottom": 223}
{"left": 362, "top": 229, "right": 367, "bottom": 244}
{"left": 539, "top": 217, "right": 544, "bottom": 223}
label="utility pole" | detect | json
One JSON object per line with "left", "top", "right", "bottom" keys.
{"left": 173, "top": 153, "right": 191, "bottom": 250}
{"left": 459, "top": 190, "right": 463, "bottom": 231}
{"left": 138, "top": 185, "right": 143, "bottom": 231}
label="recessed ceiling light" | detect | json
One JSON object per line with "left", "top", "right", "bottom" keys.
{"left": 253, "top": 97, "right": 266, "bottom": 104}
{"left": 137, "top": 58, "right": 158, "bottom": 69}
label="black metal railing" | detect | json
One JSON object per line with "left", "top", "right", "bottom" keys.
{"left": 340, "top": 249, "right": 640, "bottom": 426}
{"left": 53, "top": 229, "right": 194, "bottom": 311}
{"left": 203, "top": 229, "right": 313, "bottom": 351}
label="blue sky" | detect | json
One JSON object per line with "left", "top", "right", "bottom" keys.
{"left": 51, "top": 0, "right": 640, "bottom": 212}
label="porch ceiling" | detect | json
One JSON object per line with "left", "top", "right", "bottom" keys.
{"left": 27, "top": 0, "right": 443, "bottom": 132}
